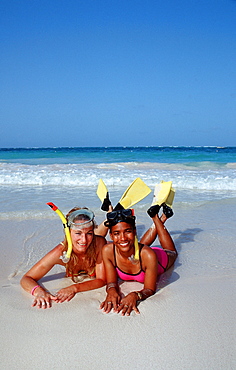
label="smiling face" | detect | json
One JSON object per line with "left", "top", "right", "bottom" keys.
{"left": 70, "top": 223, "right": 94, "bottom": 254}
{"left": 109, "top": 221, "right": 136, "bottom": 254}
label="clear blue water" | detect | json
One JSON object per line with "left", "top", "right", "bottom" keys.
{"left": 0, "top": 146, "right": 235, "bottom": 165}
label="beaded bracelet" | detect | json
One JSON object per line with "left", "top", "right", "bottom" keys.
{"left": 31, "top": 285, "right": 40, "bottom": 296}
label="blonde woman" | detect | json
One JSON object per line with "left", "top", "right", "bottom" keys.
{"left": 21, "top": 207, "right": 106, "bottom": 309}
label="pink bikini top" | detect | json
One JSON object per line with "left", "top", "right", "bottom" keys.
{"left": 114, "top": 244, "right": 146, "bottom": 283}
{"left": 114, "top": 245, "right": 168, "bottom": 283}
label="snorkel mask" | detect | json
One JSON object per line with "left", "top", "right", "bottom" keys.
{"left": 104, "top": 208, "right": 136, "bottom": 227}
{"left": 67, "top": 209, "right": 95, "bottom": 230}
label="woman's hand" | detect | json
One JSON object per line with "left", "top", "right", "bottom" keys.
{"left": 55, "top": 285, "right": 77, "bottom": 303}
{"left": 100, "top": 288, "right": 121, "bottom": 313}
{"left": 116, "top": 292, "right": 140, "bottom": 316}
{"left": 32, "top": 287, "right": 57, "bottom": 309}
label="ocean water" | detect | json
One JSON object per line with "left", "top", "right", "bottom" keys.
{"left": 0, "top": 146, "right": 236, "bottom": 217}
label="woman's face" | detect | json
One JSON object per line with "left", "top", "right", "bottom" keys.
{"left": 110, "top": 222, "right": 136, "bottom": 254}
{"left": 70, "top": 224, "right": 94, "bottom": 254}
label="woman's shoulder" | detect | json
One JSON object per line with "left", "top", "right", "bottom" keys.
{"left": 33, "top": 243, "right": 65, "bottom": 268}
{"left": 102, "top": 241, "right": 113, "bottom": 250}
{"left": 101, "top": 241, "right": 114, "bottom": 257}
{"left": 94, "top": 234, "right": 107, "bottom": 248}
{"left": 45, "top": 243, "right": 65, "bottom": 261}
{"left": 140, "top": 244, "right": 158, "bottom": 261}
{"left": 53, "top": 242, "right": 65, "bottom": 252}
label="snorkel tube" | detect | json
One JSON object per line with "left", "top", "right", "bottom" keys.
{"left": 128, "top": 209, "right": 139, "bottom": 261}
{"left": 134, "top": 236, "right": 139, "bottom": 260}
{"left": 47, "top": 202, "right": 72, "bottom": 263}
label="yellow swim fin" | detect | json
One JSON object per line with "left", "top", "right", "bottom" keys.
{"left": 97, "top": 179, "right": 112, "bottom": 211}
{"left": 166, "top": 187, "right": 175, "bottom": 207}
{"left": 151, "top": 181, "right": 172, "bottom": 206}
{"left": 115, "top": 177, "right": 151, "bottom": 210}
{"left": 96, "top": 179, "right": 108, "bottom": 202}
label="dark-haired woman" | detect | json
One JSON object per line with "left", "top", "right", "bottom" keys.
{"left": 100, "top": 206, "right": 177, "bottom": 316}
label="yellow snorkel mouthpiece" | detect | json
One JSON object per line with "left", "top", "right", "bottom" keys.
{"left": 47, "top": 202, "right": 72, "bottom": 263}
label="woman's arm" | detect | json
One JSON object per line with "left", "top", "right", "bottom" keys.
{"left": 100, "top": 242, "right": 121, "bottom": 313}
{"left": 55, "top": 235, "right": 107, "bottom": 303}
{"left": 20, "top": 244, "right": 64, "bottom": 308}
{"left": 116, "top": 246, "right": 158, "bottom": 316}
{"left": 55, "top": 275, "right": 106, "bottom": 303}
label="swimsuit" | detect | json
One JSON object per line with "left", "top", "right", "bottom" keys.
{"left": 114, "top": 245, "right": 168, "bottom": 283}
{"left": 60, "top": 242, "right": 96, "bottom": 278}
{"left": 67, "top": 268, "right": 96, "bottom": 278}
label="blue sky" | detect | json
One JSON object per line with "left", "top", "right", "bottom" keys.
{"left": 0, "top": 0, "right": 236, "bottom": 147}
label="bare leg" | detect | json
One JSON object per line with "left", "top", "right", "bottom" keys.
{"left": 141, "top": 202, "right": 177, "bottom": 269}
{"left": 140, "top": 223, "right": 157, "bottom": 246}
{"left": 140, "top": 212, "right": 168, "bottom": 246}
{"left": 95, "top": 205, "right": 113, "bottom": 237}
{"left": 141, "top": 203, "right": 173, "bottom": 245}
{"left": 152, "top": 214, "right": 178, "bottom": 269}
{"left": 152, "top": 214, "right": 176, "bottom": 252}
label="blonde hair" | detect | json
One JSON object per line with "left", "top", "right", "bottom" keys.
{"left": 62, "top": 207, "right": 97, "bottom": 282}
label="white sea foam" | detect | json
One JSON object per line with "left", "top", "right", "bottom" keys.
{"left": 0, "top": 162, "right": 236, "bottom": 191}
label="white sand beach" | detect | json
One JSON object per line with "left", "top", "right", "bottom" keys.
{"left": 0, "top": 197, "right": 235, "bottom": 369}
{"left": 1, "top": 0, "right": 236, "bottom": 366}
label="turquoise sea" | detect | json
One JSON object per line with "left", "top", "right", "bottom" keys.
{"left": 0, "top": 146, "right": 235, "bottom": 216}
{"left": 1, "top": 146, "right": 236, "bottom": 165}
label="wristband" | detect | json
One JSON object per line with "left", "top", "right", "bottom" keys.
{"left": 106, "top": 283, "right": 118, "bottom": 292}
{"left": 31, "top": 285, "right": 40, "bottom": 296}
